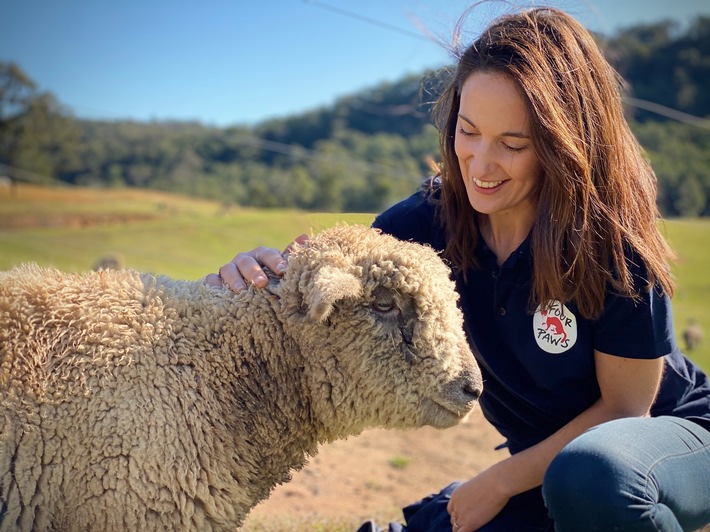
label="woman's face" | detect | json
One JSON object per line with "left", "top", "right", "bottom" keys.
{"left": 454, "top": 72, "right": 543, "bottom": 224}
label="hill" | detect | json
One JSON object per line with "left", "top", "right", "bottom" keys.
{"left": 0, "top": 183, "right": 375, "bottom": 278}
{"left": 1, "top": 16, "right": 710, "bottom": 216}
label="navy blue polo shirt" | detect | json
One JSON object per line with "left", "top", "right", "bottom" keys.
{"left": 374, "top": 187, "right": 710, "bottom": 454}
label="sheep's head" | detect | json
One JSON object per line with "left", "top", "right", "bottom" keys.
{"left": 271, "top": 225, "right": 482, "bottom": 437}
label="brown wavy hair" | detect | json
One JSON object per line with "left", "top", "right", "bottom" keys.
{"left": 432, "top": 6, "right": 675, "bottom": 319}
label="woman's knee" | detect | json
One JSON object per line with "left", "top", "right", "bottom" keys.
{"left": 542, "top": 423, "right": 638, "bottom": 522}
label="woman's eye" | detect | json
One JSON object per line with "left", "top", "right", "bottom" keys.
{"left": 503, "top": 143, "right": 526, "bottom": 153}
{"left": 458, "top": 128, "right": 477, "bottom": 137}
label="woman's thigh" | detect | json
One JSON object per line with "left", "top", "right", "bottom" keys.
{"left": 543, "top": 416, "right": 710, "bottom": 532}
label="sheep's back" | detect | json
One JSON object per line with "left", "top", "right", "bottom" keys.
{"left": 0, "top": 264, "right": 269, "bottom": 530}
{"left": 0, "top": 264, "right": 153, "bottom": 403}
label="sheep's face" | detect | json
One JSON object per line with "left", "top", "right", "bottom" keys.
{"left": 274, "top": 225, "right": 482, "bottom": 434}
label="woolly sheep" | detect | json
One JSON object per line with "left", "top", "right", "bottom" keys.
{"left": 682, "top": 319, "right": 703, "bottom": 352}
{"left": 0, "top": 225, "right": 482, "bottom": 531}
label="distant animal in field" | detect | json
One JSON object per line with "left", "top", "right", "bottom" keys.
{"left": 92, "top": 253, "right": 125, "bottom": 271}
{"left": 683, "top": 319, "right": 704, "bottom": 352}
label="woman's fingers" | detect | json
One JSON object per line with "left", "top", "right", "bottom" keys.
{"left": 235, "top": 247, "right": 286, "bottom": 287}
{"left": 205, "top": 235, "right": 309, "bottom": 293}
{"left": 204, "top": 272, "right": 223, "bottom": 288}
{"left": 218, "top": 260, "right": 249, "bottom": 292}
{"left": 209, "top": 246, "right": 288, "bottom": 293}
{"left": 284, "top": 234, "right": 310, "bottom": 254}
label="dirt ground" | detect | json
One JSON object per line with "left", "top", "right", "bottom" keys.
{"left": 242, "top": 409, "right": 505, "bottom": 530}
{"left": 242, "top": 408, "right": 710, "bottom": 531}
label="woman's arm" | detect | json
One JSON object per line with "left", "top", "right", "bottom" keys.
{"left": 447, "top": 351, "right": 664, "bottom": 532}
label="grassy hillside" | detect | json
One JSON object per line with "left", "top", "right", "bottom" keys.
{"left": 1, "top": 184, "right": 707, "bottom": 370}
{"left": 0, "top": 184, "right": 375, "bottom": 278}
{"left": 662, "top": 218, "right": 710, "bottom": 368}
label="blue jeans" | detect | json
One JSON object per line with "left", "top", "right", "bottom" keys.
{"left": 543, "top": 416, "right": 710, "bottom": 531}
{"left": 370, "top": 417, "right": 710, "bottom": 532}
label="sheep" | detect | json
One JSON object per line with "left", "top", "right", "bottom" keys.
{"left": 683, "top": 319, "right": 704, "bottom": 352}
{"left": 91, "top": 253, "right": 125, "bottom": 272}
{"left": 0, "top": 224, "right": 482, "bottom": 532}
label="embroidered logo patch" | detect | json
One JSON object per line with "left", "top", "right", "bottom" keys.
{"left": 533, "top": 301, "right": 577, "bottom": 354}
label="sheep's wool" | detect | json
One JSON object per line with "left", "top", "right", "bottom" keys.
{"left": 0, "top": 225, "right": 481, "bottom": 531}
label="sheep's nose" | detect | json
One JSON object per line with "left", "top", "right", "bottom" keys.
{"left": 449, "top": 371, "right": 482, "bottom": 405}
{"left": 459, "top": 355, "right": 483, "bottom": 401}
{"left": 463, "top": 381, "right": 482, "bottom": 402}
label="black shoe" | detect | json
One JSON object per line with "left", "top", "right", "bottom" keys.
{"left": 356, "top": 520, "right": 381, "bottom": 532}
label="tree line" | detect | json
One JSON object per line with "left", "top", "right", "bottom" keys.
{"left": 1, "top": 16, "right": 709, "bottom": 215}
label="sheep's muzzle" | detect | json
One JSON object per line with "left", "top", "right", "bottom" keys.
{"left": 419, "top": 367, "right": 482, "bottom": 429}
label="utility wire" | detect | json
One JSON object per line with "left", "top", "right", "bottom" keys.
{"left": 302, "top": 0, "right": 431, "bottom": 41}
{"left": 0, "top": 163, "right": 63, "bottom": 185}
{"left": 622, "top": 97, "right": 710, "bottom": 130}
{"left": 231, "top": 135, "right": 422, "bottom": 181}
{"left": 303, "top": 0, "right": 710, "bottom": 130}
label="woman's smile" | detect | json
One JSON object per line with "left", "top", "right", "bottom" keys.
{"left": 471, "top": 177, "right": 506, "bottom": 191}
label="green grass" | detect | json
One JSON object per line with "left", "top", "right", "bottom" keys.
{"left": 241, "top": 513, "right": 403, "bottom": 532}
{"left": 387, "top": 456, "right": 411, "bottom": 469}
{"left": 662, "top": 218, "right": 710, "bottom": 370}
{"left": 0, "top": 184, "right": 374, "bottom": 279}
{"left": 1, "top": 184, "right": 707, "bottom": 370}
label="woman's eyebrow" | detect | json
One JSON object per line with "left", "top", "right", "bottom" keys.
{"left": 458, "top": 113, "right": 530, "bottom": 139}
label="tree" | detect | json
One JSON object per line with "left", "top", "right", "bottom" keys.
{"left": 0, "top": 62, "right": 79, "bottom": 182}
{"left": 0, "top": 62, "right": 36, "bottom": 122}
{"left": 608, "top": 18, "right": 710, "bottom": 121}
{"left": 674, "top": 175, "right": 706, "bottom": 217}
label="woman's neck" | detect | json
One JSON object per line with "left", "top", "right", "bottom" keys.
{"left": 479, "top": 211, "right": 535, "bottom": 266}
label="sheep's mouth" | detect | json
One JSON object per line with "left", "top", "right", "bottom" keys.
{"left": 418, "top": 397, "right": 477, "bottom": 429}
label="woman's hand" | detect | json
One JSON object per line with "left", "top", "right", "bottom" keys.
{"left": 447, "top": 465, "right": 511, "bottom": 532}
{"left": 205, "top": 234, "right": 309, "bottom": 292}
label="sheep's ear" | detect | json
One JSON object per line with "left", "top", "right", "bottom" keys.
{"left": 305, "top": 265, "right": 362, "bottom": 322}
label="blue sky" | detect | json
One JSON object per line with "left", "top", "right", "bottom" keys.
{"left": 2, "top": 0, "right": 709, "bottom": 126}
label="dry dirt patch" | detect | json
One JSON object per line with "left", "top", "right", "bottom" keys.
{"left": 243, "top": 409, "right": 504, "bottom": 530}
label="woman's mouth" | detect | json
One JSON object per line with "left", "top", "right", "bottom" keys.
{"left": 472, "top": 177, "right": 504, "bottom": 190}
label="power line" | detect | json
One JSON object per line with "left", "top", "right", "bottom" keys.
{"left": 302, "top": 0, "right": 432, "bottom": 41}
{"left": 623, "top": 97, "right": 710, "bottom": 130}
{"left": 303, "top": 1, "right": 710, "bottom": 130}
{"left": 231, "top": 135, "right": 422, "bottom": 181}
{"left": 0, "top": 163, "right": 65, "bottom": 185}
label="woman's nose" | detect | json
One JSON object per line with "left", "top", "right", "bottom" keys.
{"left": 468, "top": 146, "right": 495, "bottom": 178}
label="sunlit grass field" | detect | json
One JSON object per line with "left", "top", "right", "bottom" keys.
{"left": 1, "top": 183, "right": 707, "bottom": 372}
{"left": 0, "top": 184, "right": 375, "bottom": 277}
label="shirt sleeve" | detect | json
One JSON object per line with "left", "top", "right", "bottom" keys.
{"left": 592, "top": 259, "right": 676, "bottom": 359}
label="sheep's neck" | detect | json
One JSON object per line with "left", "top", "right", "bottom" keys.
{"left": 157, "top": 282, "right": 347, "bottom": 507}
{"left": 211, "top": 290, "right": 325, "bottom": 492}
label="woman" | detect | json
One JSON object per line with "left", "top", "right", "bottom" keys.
{"left": 208, "top": 7, "right": 710, "bottom": 531}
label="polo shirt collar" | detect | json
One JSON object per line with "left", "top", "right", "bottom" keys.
{"left": 475, "top": 226, "right": 533, "bottom": 270}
